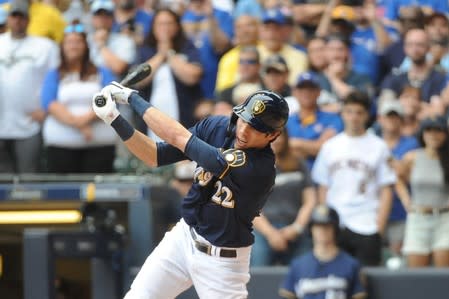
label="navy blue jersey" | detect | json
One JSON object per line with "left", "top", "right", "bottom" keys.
{"left": 157, "top": 115, "right": 276, "bottom": 247}
{"left": 280, "top": 251, "right": 365, "bottom": 299}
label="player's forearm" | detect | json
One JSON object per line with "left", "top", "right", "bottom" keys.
{"left": 123, "top": 129, "right": 158, "bottom": 167}
{"left": 128, "top": 94, "right": 191, "bottom": 152}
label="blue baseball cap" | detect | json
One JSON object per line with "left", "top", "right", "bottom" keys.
{"left": 262, "top": 9, "right": 287, "bottom": 25}
{"left": 90, "top": 0, "right": 115, "bottom": 14}
{"left": 295, "top": 72, "right": 321, "bottom": 88}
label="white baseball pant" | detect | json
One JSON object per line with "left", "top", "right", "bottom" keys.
{"left": 123, "top": 218, "right": 251, "bottom": 299}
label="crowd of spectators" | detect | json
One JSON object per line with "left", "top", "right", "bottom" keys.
{"left": 1, "top": 0, "right": 449, "bottom": 283}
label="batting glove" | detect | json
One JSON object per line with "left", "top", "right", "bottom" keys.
{"left": 92, "top": 92, "right": 120, "bottom": 125}
{"left": 101, "top": 81, "right": 137, "bottom": 105}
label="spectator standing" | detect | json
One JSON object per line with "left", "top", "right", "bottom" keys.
{"left": 252, "top": 128, "right": 316, "bottom": 266}
{"left": 88, "top": 0, "right": 137, "bottom": 77}
{"left": 397, "top": 116, "right": 449, "bottom": 267}
{"left": 40, "top": 23, "right": 118, "bottom": 173}
{"left": 279, "top": 204, "right": 366, "bottom": 299}
{"left": 372, "top": 100, "right": 419, "bottom": 260}
{"left": 137, "top": 8, "right": 202, "bottom": 134}
{"left": 287, "top": 72, "right": 344, "bottom": 170}
{"left": 181, "top": 0, "right": 233, "bottom": 100}
{"left": 215, "top": 14, "right": 259, "bottom": 93}
{"left": 312, "top": 91, "right": 396, "bottom": 266}
{"left": 0, "top": 0, "right": 59, "bottom": 173}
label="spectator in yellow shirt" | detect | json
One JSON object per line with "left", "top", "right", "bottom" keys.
{"left": 3, "top": 0, "right": 66, "bottom": 43}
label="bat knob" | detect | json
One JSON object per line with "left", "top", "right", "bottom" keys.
{"left": 95, "top": 95, "right": 107, "bottom": 107}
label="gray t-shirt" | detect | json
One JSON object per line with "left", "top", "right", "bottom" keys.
{"left": 262, "top": 162, "right": 313, "bottom": 224}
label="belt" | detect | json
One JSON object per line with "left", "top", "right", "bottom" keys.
{"left": 189, "top": 227, "right": 237, "bottom": 258}
{"left": 411, "top": 206, "right": 449, "bottom": 215}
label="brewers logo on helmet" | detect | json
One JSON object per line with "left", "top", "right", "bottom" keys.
{"left": 232, "top": 90, "right": 289, "bottom": 133}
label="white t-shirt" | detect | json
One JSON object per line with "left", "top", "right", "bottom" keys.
{"left": 148, "top": 63, "right": 178, "bottom": 142}
{"left": 312, "top": 132, "right": 396, "bottom": 235}
{"left": 0, "top": 33, "right": 59, "bottom": 138}
{"left": 43, "top": 73, "right": 117, "bottom": 148}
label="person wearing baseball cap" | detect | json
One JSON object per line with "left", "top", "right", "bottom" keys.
{"left": 88, "top": 0, "right": 136, "bottom": 76}
{"left": 258, "top": 8, "right": 308, "bottom": 89}
{"left": 279, "top": 204, "right": 366, "bottom": 299}
{"left": 287, "top": 72, "right": 344, "bottom": 170}
{"left": 373, "top": 99, "right": 419, "bottom": 261}
{"left": 261, "top": 54, "right": 291, "bottom": 98}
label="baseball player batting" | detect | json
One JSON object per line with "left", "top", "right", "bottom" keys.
{"left": 92, "top": 81, "right": 289, "bottom": 298}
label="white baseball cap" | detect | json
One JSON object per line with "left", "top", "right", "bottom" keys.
{"left": 379, "top": 100, "right": 404, "bottom": 117}
{"left": 90, "top": 0, "right": 115, "bottom": 14}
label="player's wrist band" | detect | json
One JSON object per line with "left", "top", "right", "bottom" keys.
{"left": 129, "top": 93, "right": 153, "bottom": 117}
{"left": 111, "top": 115, "right": 134, "bottom": 141}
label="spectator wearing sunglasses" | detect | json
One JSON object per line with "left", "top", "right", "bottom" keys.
{"left": 216, "top": 46, "right": 263, "bottom": 109}
{"left": 40, "top": 22, "right": 118, "bottom": 173}
{"left": 88, "top": 0, "right": 137, "bottom": 77}
{"left": 0, "top": 0, "right": 59, "bottom": 173}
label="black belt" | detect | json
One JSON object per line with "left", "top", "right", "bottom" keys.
{"left": 189, "top": 228, "right": 237, "bottom": 258}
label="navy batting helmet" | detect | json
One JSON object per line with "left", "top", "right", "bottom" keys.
{"left": 310, "top": 204, "right": 339, "bottom": 228}
{"left": 232, "top": 90, "right": 289, "bottom": 133}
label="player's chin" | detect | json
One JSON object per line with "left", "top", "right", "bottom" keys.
{"left": 235, "top": 138, "right": 248, "bottom": 149}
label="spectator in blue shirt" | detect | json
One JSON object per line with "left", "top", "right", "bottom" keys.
{"left": 279, "top": 204, "right": 366, "bottom": 299}
{"left": 287, "top": 72, "right": 344, "bottom": 170}
{"left": 371, "top": 100, "right": 419, "bottom": 259}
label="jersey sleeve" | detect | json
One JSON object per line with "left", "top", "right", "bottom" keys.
{"left": 279, "top": 259, "right": 300, "bottom": 299}
{"left": 349, "top": 260, "right": 366, "bottom": 298}
{"left": 40, "top": 69, "right": 59, "bottom": 111}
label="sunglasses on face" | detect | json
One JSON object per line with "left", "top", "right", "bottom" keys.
{"left": 239, "top": 59, "right": 259, "bottom": 65}
{"left": 64, "top": 24, "right": 85, "bottom": 34}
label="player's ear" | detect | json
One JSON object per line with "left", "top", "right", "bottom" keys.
{"left": 267, "top": 130, "right": 281, "bottom": 143}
